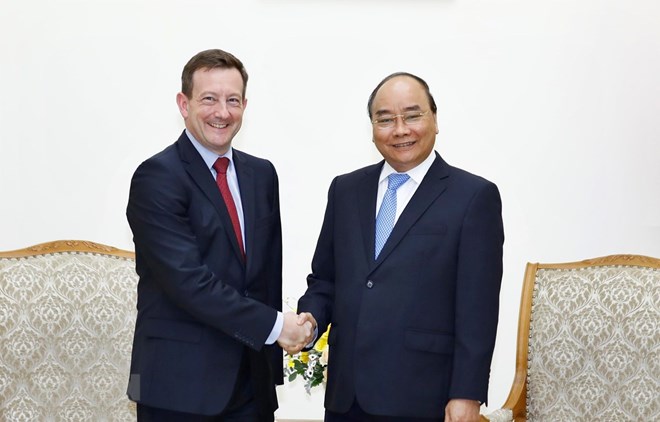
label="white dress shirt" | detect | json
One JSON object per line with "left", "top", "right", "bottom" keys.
{"left": 375, "top": 151, "right": 437, "bottom": 221}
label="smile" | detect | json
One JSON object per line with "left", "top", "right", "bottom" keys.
{"left": 209, "top": 122, "right": 229, "bottom": 129}
{"left": 393, "top": 141, "right": 415, "bottom": 148}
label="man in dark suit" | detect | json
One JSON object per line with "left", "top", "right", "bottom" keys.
{"left": 297, "top": 72, "right": 504, "bottom": 422}
{"left": 126, "top": 49, "right": 313, "bottom": 421}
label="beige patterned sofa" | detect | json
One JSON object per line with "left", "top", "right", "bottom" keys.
{"left": 0, "top": 240, "right": 138, "bottom": 421}
{"left": 484, "top": 254, "right": 660, "bottom": 421}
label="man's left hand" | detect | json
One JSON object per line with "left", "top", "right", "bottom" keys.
{"left": 444, "top": 398, "right": 480, "bottom": 422}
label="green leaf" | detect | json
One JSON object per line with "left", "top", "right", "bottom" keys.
{"left": 293, "top": 361, "right": 306, "bottom": 371}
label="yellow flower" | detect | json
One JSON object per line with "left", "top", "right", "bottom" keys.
{"left": 284, "top": 322, "right": 331, "bottom": 394}
{"left": 314, "top": 324, "right": 331, "bottom": 352}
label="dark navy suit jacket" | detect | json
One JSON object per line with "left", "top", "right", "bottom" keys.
{"left": 298, "top": 152, "right": 504, "bottom": 418}
{"left": 126, "top": 131, "right": 283, "bottom": 415}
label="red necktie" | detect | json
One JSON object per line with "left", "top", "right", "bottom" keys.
{"left": 213, "top": 157, "right": 245, "bottom": 259}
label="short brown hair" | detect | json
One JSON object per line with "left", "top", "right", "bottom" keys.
{"left": 181, "top": 49, "right": 249, "bottom": 98}
{"left": 367, "top": 72, "right": 437, "bottom": 119}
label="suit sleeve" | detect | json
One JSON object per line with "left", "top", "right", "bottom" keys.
{"left": 297, "top": 177, "right": 338, "bottom": 335}
{"left": 449, "top": 181, "right": 504, "bottom": 405}
{"left": 127, "top": 158, "right": 278, "bottom": 350}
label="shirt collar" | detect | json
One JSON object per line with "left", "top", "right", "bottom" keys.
{"left": 378, "top": 151, "right": 437, "bottom": 185}
{"left": 185, "top": 129, "right": 234, "bottom": 170}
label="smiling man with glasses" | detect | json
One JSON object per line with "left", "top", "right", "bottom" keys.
{"left": 298, "top": 72, "right": 504, "bottom": 422}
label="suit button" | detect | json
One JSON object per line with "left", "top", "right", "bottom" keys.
{"left": 366, "top": 280, "right": 374, "bottom": 289}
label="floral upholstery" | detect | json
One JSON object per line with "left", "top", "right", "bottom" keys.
{"left": 484, "top": 255, "right": 660, "bottom": 421}
{"left": 0, "top": 241, "right": 138, "bottom": 421}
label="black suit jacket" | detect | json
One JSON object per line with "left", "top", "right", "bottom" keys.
{"left": 298, "top": 153, "right": 504, "bottom": 418}
{"left": 126, "top": 131, "right": 283, "bottom": 416}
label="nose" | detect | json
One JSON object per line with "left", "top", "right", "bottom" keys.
{"left": 393, "top": 116, "right": 410, "bottom": 136}
{"left": 212, "top": 102, "right": 231, "bottom": 119}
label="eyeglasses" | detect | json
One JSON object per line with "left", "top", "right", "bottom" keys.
{"left": 372, "top": 110, "right": 430, "bottom": 129}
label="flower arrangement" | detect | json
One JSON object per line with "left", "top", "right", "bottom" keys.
{"left": 284, "top": 324, "right": 330, "bottom": 394}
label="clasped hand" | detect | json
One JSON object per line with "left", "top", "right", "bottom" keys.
{"left": 277, "top": 312, "right": 317, "bottom": 354}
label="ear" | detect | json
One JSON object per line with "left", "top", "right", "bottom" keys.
{"left": 176, "top": 92, "right": 189, "bottom": 118}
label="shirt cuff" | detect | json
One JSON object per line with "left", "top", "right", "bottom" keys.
{"left": 304, "top": 325, "right": 319, "bottom": 349}
{"left": 265, "top": 311, "right": 284, "bottom": 345}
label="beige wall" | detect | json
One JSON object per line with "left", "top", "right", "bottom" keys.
{"left": 2, "top": 0, "right": 659, "bottom": 419}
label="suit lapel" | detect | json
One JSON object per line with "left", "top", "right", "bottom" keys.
{"left": 233, "top": 149, "right": 255, "bottom": 269}
{"left": 358, "top": 162, "right": 384, "bottom": 270}
{"left": 176, "top": 132, "right": 246, "bottom": 265}
{"left": 373, "top": 153, "right": 450, "bottom": 268}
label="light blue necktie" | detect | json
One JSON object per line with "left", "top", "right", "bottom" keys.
{"left": 375, "top": 173, "right": 410, "bottom": 259}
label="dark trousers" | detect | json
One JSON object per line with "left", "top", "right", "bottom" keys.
{"left": 137, "top": 401, "right": 260, "bottom": 422}
{"left": 137, "top": 351, "right": 274, "bottom": 422}
{"left": 325, "top": 399, "right": 443, "bottom": 422}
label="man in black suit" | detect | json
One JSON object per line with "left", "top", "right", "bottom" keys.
{"left": 126, "top": 49, "right": 313, "bottom": 421}
{"left": 297, "top": 73, "right": 504, "bottom": 422}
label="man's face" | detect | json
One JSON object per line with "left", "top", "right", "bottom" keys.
{"left": 370, "top": 76, "right": 438, "bottom": 173}
{"left": 176, "top": 67, "right": 247, "bottom": 155}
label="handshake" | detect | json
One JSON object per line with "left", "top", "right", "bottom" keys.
{"left": 276, "top": 311, "right": 317, "bottom": 355}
